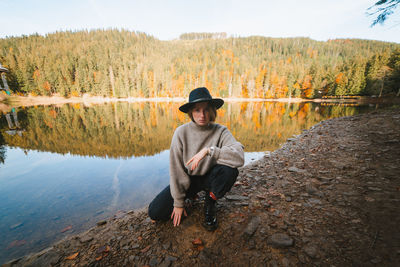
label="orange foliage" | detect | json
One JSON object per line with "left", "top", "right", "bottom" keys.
{"left": 241, "top": 78, "right": 249, "bottom": 98}
{"left": 301, "top": 75, "right": 312, "bottom": 98}
{"left": 255, "top": 65, "right": 267, "bottom": 97}
{"left": 44, "top": 120, "right": 53, "bottom": 128}
{"left": 33, "top": 69, "right": 40, "bottom": 80}
{"left": 217, "top": 108, "right": 226, "bottom": 118}
{"left": 148, "top": 71, "right": 154, "bottom": 96}
{"left": 176, "top": 75, "right": 185, "bottom": 95}
{"left": 306, "top": 47, "right": 318, "bottom": 58}
{"left": 49, "top": 109, "right": 57, "bottom": 119}
{"left": 335, "top": 72, "right": 345, "bottom": 84}
{"left": 43, "top": 81, "right": 51, "bottom": 91}
{"left": 150, "top": 104, "right": 157, "bottom": 127}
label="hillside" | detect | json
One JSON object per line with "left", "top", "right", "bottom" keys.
{"left": 1, "top": 30, "right": 399, "bottom": 99}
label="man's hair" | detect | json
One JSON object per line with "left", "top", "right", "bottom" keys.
{"left": 188, "top": 102, "right": 217, "bottom": 123}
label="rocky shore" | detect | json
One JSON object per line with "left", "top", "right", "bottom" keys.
{"left": 3, "top": 109, "right": 400, "bottom": 267}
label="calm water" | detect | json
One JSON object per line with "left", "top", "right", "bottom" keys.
{"left": 0, "top": 101, "right": 383, "bottom": 263}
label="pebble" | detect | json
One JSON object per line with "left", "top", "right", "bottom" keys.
{"left": 368, "top": 187, "right": 382, "bottom": 191}
{"left": 288, "top": 166, "right": 306, "bottom": 173}
{"left": 303, "top": 245, "right": 318, "bottom": 258}
{"left": 267, "top": 233, "right": 294, "bottom": 248}
{"left": 96, "top": 220, "right": 107, "bottom": 226}
{"left": 308, "top": 198, "right": 322, "bottom": 205}
{"left": 226, "top": 195, "right": 249, "bottom": 201}
{"left": 305, "top": 184, "right": 318, "bottom": 194}
{"left": 162, "top": 241, "right": 171, "bottom": 250}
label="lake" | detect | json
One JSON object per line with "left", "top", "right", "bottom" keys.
{"left": 0, "top": 101, "right": 385, "bottom": 264}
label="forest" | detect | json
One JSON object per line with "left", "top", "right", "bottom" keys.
{"left": 0, "top": 29, "right": 399, "bottom": 99}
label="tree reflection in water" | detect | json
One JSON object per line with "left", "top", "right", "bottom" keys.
{"left": 1, "top": 101, "right": 371, "bottom": 158}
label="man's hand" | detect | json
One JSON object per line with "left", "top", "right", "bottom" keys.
{"left": 186, "top": 147, "right": 209, "bottom": 171}
{"left": 171, "top": 207, "right": 187, "bottom": 226}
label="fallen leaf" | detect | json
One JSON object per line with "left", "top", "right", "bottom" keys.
{"left": 195, "top": 245, "right": 204, "bottom": 251}
{"left": 234, "top": 182, "right": 243, "bottom": 186}
{"left": 140, "top": 245, "right": 151, "bottom": 253}
{"left": 66, "top": 252, "right": 79, "bottom": 260}
{"left": 96, "top": 245, "right": 110, "bottom": 254}
{"left": 256, "top": 195, "right": 266, "bottom": 199}
{"left": 61, "top": 225, "right": 72, "bottom": 233}
{"left": 7, "top": 240, "right": 27, "bottom": 249}
{"left": 137, "top": 236, "right": 143, "bottom": 241}
{"left": 192, "top": 238, "right": 203, "bottom": 246}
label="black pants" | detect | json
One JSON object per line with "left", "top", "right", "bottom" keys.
{"left": 148, "top": 164, "right": 239, "bottom": 221}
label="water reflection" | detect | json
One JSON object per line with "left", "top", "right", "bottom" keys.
{"left": 0, "top": 101, "right": 380, "bottom": 264}
{"left": 0, "top": 102, "right": 373, "bottom": 160}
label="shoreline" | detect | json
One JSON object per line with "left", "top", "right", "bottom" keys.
{"left": 1, "top": 94, "right": 398, "bottom": 113}
{"left": 4, "top": 108, "right": 400, "bottom": 266}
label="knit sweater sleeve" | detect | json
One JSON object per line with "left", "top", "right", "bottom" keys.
{"left": 211, "top": 127, "right": 245, "bottom": 168}
{"left": 169, "top": 127, "right": 190, "bottom": 208}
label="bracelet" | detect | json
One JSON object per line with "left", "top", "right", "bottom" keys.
{"left": 208, "top": 146, "right": 214, "bottom": 156}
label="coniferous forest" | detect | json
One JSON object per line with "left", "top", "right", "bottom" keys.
{"left": 1, "top": 29, "right": 400, "bottom": 99}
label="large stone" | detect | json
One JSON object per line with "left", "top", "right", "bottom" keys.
{"left": 160, "top": 256, "right": 177, "bottom": 267}
{"left": 243, "top": 216, "right": 261, "bottom": 238}
{"left": 267, "top": 233, "right": 294, "bottom": 248}
{"left": 79, "top": 234, "right": 94, "bottom": 243}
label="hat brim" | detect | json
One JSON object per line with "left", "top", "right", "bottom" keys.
{"left": 179, "top": 98, "right": 224, "bottom": 113}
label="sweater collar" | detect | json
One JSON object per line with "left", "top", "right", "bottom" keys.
{"left": 189, "top": 121, "right": 214, "bottom": 131}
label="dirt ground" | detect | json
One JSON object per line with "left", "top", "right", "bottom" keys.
{"left": 3, "top": 108, "right": 400, "bottom": 267}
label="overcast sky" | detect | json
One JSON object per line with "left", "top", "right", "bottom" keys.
{"left": 1, "top": 0, "right": 399, "bottom": 43}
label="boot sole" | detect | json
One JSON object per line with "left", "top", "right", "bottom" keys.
{"left": 202, "top": 221, "right": 218, "bottom": 231}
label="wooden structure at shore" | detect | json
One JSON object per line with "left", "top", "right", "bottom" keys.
{"left": 0, "top": 62, "right": 11, "bottom": 95}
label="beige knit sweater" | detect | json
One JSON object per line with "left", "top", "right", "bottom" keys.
{"left": 169, "top": 121, "right": 245, "bottom": 207}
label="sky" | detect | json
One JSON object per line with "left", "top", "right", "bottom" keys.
{"left": 1, "top": 0, "right": 399, "bottom": 43}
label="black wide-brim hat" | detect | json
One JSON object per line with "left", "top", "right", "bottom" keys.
{"left": 179, "top": 87, "right": 224, "bottom": 113}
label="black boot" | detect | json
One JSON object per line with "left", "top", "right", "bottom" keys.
{"left": 203, "top": 193, "right": 218, "bottom": 231}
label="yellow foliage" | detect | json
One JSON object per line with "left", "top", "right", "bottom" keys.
{"left": 71, "top": 91, "right": 80, "bottom": 97}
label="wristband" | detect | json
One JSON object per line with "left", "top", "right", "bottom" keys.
{"left": 208, "top": 146, "right": 214, "bottom": 156}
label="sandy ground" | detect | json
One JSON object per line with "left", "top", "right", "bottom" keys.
{"left": 3, "top": 108, "right": 399, "bottom": 267}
